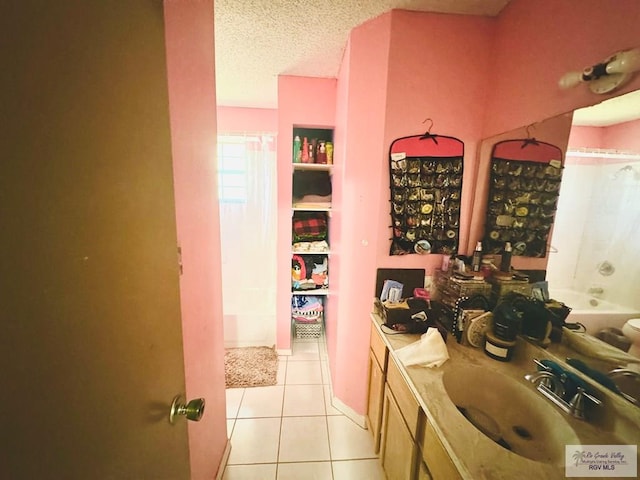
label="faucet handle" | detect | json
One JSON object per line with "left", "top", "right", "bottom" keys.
{"left": 579, "top": 388, "right": 602, "bottom": 406}
{"left": 533, "top": 358, "right": 550, "bottom": 370}
{"left": 569, "top": 387, "right": 602, "bottom": 420}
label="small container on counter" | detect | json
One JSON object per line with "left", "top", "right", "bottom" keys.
{"left": 484, "top": 331, "right": 516, "bottom": 362}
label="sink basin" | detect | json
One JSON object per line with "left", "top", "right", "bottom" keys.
{"left": 442, "top": 364, "right": 580, "bottom": 466}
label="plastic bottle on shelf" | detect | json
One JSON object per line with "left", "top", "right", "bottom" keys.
{"left": 316, "top": 141, "right": 327, "bottom": 164}
{"left": 500, "top": 242, "right": 512, "bottom": 272}
{"left": 301, "top": 137, "right": 309, "bottom": 163}
{"left": 310, "top": 139, "right": 317, "bottom": 163}
{"left": 293, "top": 136, "right": 301, "bottom": 163}
{"left": 471, "top": 241, "right": 482, "bottom": 272}
{"left": 326, "top": 142, "right": 333, "bottom": 164}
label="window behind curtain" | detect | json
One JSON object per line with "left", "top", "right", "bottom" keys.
{"left": 217, "top": 133, "right": 278, "bottom": 347}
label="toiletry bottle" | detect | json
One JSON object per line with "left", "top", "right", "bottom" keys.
{"left": 471, "top": 241, "right": 482, "bottom": 272}
{"left": 500, "top": 242, "right": 512, "bottom": 272}
{"left": 293, "top": 136, "right": 301, "bottom": 163}
{"left": 301, "top": 137, "right": 309, "bottom": 163}
{"left": 326, "top": 142, "right": 333, "bottom": 164}
{"left": 316, "top": 141, "right": 327, "bottom": 164}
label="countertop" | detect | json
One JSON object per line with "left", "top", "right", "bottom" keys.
{"left": 370, "top": 312, "right": 640, "bottom": 480}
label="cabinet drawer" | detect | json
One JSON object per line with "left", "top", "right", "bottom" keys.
{"left": 369, "top": 323, "right": 388, "bottom": 371}
{"left": 420, "top": 420, "right": 461, "bottom": 480}
{"left": 387, "top": 355, "right": 420, "bottom": 439}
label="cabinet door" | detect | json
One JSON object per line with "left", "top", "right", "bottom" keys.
{"left": 420, "top": 421, "right": 461, "bottom": 480}
{"left": 366, "top": 350, "right": 385, "bottom": 453}
{"left": 380, "top": 388, "right": 418, "bottom": 480}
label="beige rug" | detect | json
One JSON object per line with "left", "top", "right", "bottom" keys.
{"left": 224, "top": 346, "right": 279, "bottom": 388}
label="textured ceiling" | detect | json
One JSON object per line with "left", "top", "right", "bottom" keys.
{"left": 214, "top": 0, "right": 511, "bottom": 108}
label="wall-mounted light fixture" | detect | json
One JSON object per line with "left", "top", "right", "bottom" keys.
{"left": 559, "top": 47, "right": 640, "bottom": 94}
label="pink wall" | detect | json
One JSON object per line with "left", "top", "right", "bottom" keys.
{"left": 381, "top": 10, "right": 496, "bottom": 265}
{"left": 164, "top": 2, "right": 228, "bottom": 479}
{"left": 276, "top": 76, "right": 337, "bottom": 352}
{"left": 323, "top": 2, "right": 640, "bottom": 417}
{"left": 483, "top": 0, "right": 640, "bottom": 138}
{"left": 330, "top": 14, "right": 392, "bottom": 414}
{"left": 327, "top": 39, "right": 351, "bottom": 384}
{"left": 567, "top": 119, "right": 640, "bottom": 166}
{"left": 603, "top": 118, "right": 640, "bottom": 151}
{"left": 569, "top": 120, "right": 640, "bottom": 153}
{"left": 568, "top": 125, "right": 605, "bottom": 152}
{"left": 217, "top": 106, "right": 278, "bottom": 132}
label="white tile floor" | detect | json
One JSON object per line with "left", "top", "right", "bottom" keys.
{"left": 223, "top": 335, "right": 386, "bottom": 480}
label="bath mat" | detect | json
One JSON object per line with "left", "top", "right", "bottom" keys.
{"left": 224, "top": 346, "right": 279, "bottom": 388}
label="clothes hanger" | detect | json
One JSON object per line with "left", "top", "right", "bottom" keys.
{"left": 521, "top": 124, "right": 540, "bottom": 148}
{"left": 419, "top": 117, "right": 439, "bottom": 144}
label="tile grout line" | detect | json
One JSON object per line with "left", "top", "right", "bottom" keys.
{"left": 275, "top": 354, "right": 288, "bottom": 478}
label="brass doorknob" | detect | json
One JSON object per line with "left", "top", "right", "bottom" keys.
{"left": 169, "top": 395, "right": 206, "bottom": 424}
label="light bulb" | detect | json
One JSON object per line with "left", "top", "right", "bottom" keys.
{"left": 558, "top": 71, "right": 584, "bottom": 89}
{"left": 606, "top": 48, "right": 640, "bottom": 74}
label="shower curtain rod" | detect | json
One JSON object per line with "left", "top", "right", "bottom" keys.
{"left": 566, "top": 149, "right": 640, "bottom": 160}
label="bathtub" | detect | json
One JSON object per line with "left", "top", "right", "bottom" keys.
{"left": 549, "top": 288, "right": 640, "bottom": 335}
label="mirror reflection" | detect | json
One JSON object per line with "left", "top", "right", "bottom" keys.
{"left": 547, "top": 90, "right": 640, "bottom": 343}
{"left": 545, "top": 90, "right": 640, "bottom": 405}
{"left": 477, "top": 90, "right": 640, "bottom": 406}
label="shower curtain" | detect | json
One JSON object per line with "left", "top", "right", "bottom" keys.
{"left": 547, "top": 153, "right": 640, "bottom": 309}
{"left": 217, "top": 133, "right": 277, "bottom": 347}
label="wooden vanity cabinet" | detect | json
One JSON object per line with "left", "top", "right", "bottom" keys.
{"left": 366, "top": 323, "right": 388, "bottom": 452}
{"left": 368, "top": 322, "right": 460, "bottom": 480}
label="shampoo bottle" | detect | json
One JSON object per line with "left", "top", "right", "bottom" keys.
{"left": 293, "top": 136, "right": 301, "bottom": 163}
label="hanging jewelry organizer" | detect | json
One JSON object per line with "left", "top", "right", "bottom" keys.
{"left": 483, "top": 134, "right": 564, "bottom": 258}
{"left": 388, "top": 121, "right": 464, "bottom": 255}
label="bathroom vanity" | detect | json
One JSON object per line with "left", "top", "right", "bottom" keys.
{"left": 367, "top": 313, "right": 640, "bottom": 479}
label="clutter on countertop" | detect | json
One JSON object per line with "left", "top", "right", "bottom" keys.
{"left": 395, "top": 327, "right": 450, "bottom": 368}
{"left": 380, "top": 279, "right": 404, "bottom": 303}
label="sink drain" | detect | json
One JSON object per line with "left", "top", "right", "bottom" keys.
{"left": 512, "top": 425, "right": 533, "bottom": 440}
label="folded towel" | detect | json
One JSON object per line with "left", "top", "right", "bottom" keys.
{"left": 396, "top": 327, "right": 449, "bottom": 368}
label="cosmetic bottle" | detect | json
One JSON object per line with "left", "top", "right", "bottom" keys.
{"left": 471, "top": 241, "right": 482, "bottom": 272}
{"left": 500, "top": 242, "right": 512, "bottom": 272}
{"left": 293, "top": 136, "right": 301, "bottom": 162}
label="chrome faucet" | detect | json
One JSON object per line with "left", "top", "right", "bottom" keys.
{"left": 525, "top": 359, "right": 601, "bottom": 420}
{"left": 524, "top": 371, "right": 565, "bottom": 397}
{"left": 607, "top": 368, "right": 640, "bottom": 405}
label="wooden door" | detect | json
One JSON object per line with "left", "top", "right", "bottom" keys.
{"left": 1, "top": 1, "right": 191, "bottom": 478}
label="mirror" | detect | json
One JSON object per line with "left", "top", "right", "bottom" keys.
{"left": 475, "top": 90, "right": 640, "bottom": 406}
